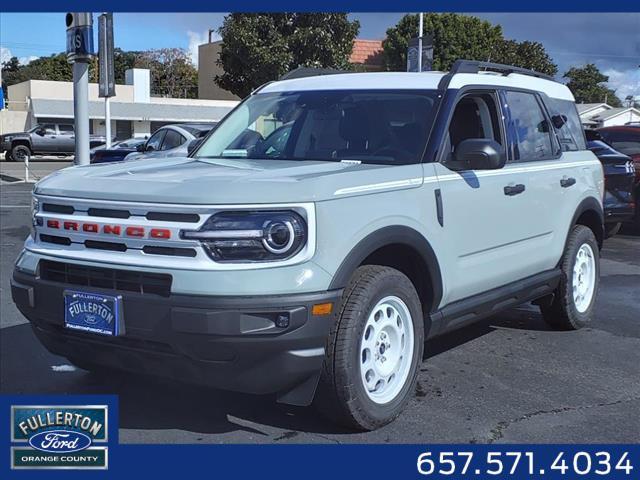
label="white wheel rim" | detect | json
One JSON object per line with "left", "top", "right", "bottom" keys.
{"left": 359, "top": 296, "right": 415, "bottom": 404}
{"left": 573, "top": 243, "right": 596, "bottom": 313}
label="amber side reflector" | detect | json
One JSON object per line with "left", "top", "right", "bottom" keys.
{"left": 312, "top": 303, "right": 333, "bottom": 316}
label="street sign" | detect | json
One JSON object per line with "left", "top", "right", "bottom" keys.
{"left": 66, "top": 27, "right": 94, "bottom": 61}
{"left": 66, "top": 13, "right": 94, "bottom": 62}
{"left": 407, "top": 35, "right": 434, "bottom": 72}
{"left": 98, "top": 13, "right": 116, "bottom": 98}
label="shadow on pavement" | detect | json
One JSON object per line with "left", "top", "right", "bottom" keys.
{"left": 1, "top": 306, "right": 553, "bottom": 437}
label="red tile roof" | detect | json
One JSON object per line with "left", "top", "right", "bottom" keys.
{"left": 350, "top": 39, "right": 384, "bottom": 66}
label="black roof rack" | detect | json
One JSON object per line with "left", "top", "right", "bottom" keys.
{"left": 450, "top": 59, "right": 555, "bottom": 81}
{"left": 279, "top": 67, "right": 348, "bottom": 81}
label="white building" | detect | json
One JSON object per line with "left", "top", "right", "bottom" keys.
{"left": 577, "top": 103, "right": 640, "bottom": 128}
{"left": 2, "top": 68, "right": 238, "bottom": 138}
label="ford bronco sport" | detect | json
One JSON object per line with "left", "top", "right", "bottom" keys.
{"left": 12, "top": 61, "right": 604, "bottom": 431}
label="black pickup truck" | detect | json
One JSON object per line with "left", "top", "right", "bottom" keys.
{"left": 1, "top": 123, "right": 106, "bottom": 161}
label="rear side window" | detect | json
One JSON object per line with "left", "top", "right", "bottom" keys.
{"left": 161, "top": 130, "right": 186, "bottom": 150}
{"left": 547, "top": 98, "right": 586, "bottom": 151}
{"left": 599, "top": 129, "right": 640, "bottom": 157}
{"left": 504, "top": 91, "right": 555, "bottom": 161}
{"left": 59, "top": 124, "right": 74, "bottom": 134}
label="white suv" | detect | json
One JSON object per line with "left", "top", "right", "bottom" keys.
{"left": 12, "top": 60, "right": 604, "bottom": 431}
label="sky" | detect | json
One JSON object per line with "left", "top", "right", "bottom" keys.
{"left": 1, "top": 12, "right": 638, "bottom": 100}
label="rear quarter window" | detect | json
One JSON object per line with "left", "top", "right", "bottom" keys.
{"left": 547, "top": 98, "right": 587, "bottom": 152}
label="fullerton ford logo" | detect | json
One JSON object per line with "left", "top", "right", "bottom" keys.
{"left": 28, "top": 430, "right": 92, "bottom": 453}
{"left": 11, "top": 405, "right": 109, "bottom": 470}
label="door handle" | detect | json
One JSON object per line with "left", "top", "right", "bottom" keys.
{"left": 504, "top": 184, "right": 526, "bottom": 196}
{"left": 560, "top": 177, "right": 576, "bottom": 188}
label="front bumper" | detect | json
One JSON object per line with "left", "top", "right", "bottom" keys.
{"left": 12, "top": 269, "right": 341, "bottom": 405}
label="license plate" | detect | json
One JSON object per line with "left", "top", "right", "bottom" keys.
{"left": 64, "top": 290, "right": 122, "bottom": 336}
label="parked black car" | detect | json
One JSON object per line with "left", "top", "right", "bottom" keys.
{"left": 90, "top": 137, "right": 147, "bottom": 164}
{"left": 1, "top": 123, "right": 106, "bottom": 162}
{"left": 586, "top": 130, "right": 636, "bottom": 237}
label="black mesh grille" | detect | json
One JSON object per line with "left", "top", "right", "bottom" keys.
{"left": 40, "top": 260, "right": 172, "bottom": 296}
{"left": 42, "top": 203, "right": 74, "bottom": 214}
{"left": 87, "top": 208, "right": 131, "bottom": 219}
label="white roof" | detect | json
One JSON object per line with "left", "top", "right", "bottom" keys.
{"left": 260, "top": 71, "right": 574, "bottom": 101}
{"left": 577, "top": 103, "right": 610, "bottom": 114}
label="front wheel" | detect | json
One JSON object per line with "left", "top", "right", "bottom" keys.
{"left": 541, "top": 225, "right": 599, "bottom": 330}
{"left": 11, "top": 144, "right": 31, "bottom": 163}
{"left": 315, "top": 265, "right": 424, "bottom": 431}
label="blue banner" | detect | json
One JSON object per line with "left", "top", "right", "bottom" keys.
{"left": 1, "top": 0, "right": 638, "bottom": 12}
{"left": 1, "top": 395, "right": 639, "bottom": 479}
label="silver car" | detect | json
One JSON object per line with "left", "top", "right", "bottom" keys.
{"left": 124, "top": 123, "right": 216, "bottom": 161}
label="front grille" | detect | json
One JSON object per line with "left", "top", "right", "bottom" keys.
{"left": 87, "top": 207, "right": 130, "bottom": 219}
{"left": 42, "top": 203, "right": 74, "bottom": 214}
{"left": 40, "top": 260, "right": 172, "bottom": 296}
{"left": 40, "top": 234, "right": 71, "bottom": 246}
{"left": 146, "top": 212, "right": 200, "bottom": 223}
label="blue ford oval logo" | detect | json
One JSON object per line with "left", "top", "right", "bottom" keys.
{"left": 28, "top": 429, "right": 92, "bottom": 453}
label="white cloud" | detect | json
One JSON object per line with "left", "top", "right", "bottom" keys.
{"left": 604, "top": 68, "right": 640, "bottom": 102}
{"left": 187, "top": 30, "right": 218, "bottom": 66}
{"left": 1, "top": 47, "right": 38, "bottom": 66}
{"left": 1, "top": 46, "right": 12, "bottom": 64}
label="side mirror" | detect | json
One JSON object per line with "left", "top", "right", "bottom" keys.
{"left": 448, "top": 138, "right": 505, "bottom": 171}
{"left": 36, "top": 128, "right": 45, "bottom": 136}
{"left": 187, "top": 138, "right": 203, "bottom": 156}
{"left": 136, "top": 143, "right": 146, "bottom": 152}
{"left": 145, "top": 145, "right": 155, "bottom": 152}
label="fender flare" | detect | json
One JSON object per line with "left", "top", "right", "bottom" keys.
{"left": 569, "top": 196, "right": 604, "bottom": 248}
{"left": 328, "top": 225, "right": 443, "bottom": 313}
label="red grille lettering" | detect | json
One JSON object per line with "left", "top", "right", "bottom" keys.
{"left": 83, "top": 223, "right": 99, "bottom": 233}
{"left": 103, "top": 225, "right": 122, "bottom": 236}
{"left": 63, "top": 221, "right": 79, "bottom": 231}
{"left": 47, "top": 220, "right": 60, "bottom": 229}
{"left": 150, "top": 228, "right": 171, "bottom": 239}
{"left": 125, "top": 226, "right": 145, "bottom": 237}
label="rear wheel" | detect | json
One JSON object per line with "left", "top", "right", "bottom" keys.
{"left": 541, "top": 225, "right": 599, "bottom": 330}
{"left": 314, "top": 265, "right": 424, "bottom": 431}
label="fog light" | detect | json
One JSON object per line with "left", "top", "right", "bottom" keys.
{"left": 275, "top": 314, "right": 289, "bottom": 328}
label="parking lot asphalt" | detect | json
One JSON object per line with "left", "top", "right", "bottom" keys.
{"left": 1, "top": 181, "right": 639, "bottom": 444}
{"left": 0, "top": 158, "right": 73, "bottom": 184}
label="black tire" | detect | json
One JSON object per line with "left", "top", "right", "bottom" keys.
{"left": 541, "top": 225, "right": 599, "bottom": 330}
{"left": 314, "top": 265, "right": 424, "bottom": 431}
{"left": 11, "top": 144, "right": 31, "bottom": 163}
{"left": 3, "top": 151, "right": 14, "bottom": 161}
{"left": 604, "top": 222, "right": 622, "bottom": 238}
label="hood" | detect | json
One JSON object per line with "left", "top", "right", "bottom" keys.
{"left": 1, "top": 131, "right": 30, "bottom": 138}
{"left": 34, "top": 156, "right": 424, "bottom": 204}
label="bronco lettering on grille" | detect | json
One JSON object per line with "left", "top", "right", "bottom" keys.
{"left": 44, "top": 220, "right": 172, "bottom": 239}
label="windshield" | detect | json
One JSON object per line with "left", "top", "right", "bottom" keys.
{"left": 195, "top": 90, "right": 439, "bottom": 165}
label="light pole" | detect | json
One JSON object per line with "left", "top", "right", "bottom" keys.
{"left": 417, "top": 13, "right": 424, "bottom": 72}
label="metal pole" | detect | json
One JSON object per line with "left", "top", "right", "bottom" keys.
{"left": 105, "top": 97, "right": 111, "bottom": 148}
{"left": 73, "top": 61, "right": 90, "bottom": 165}
{"left": 418, "top": 13, "right": 424, "bottom": 73}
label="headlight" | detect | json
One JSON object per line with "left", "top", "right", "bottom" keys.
{"left": 181, "top": 210, "right": 307, "bottom": 262}
{"left": 31, "top": 196, "right": 42, "bottom": 236}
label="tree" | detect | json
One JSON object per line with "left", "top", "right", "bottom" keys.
{"left": 216, "top": 13, "right": 360, "bottom": 98}
{"left": 382, "top": 13, "right": 557, "bottom": 76}
{"left": 131, "top": 48, "right": 198, "bottom": 98}
{"left": 563, "top": 64, "right": 622, "bottom": 107}
{"left": 492, "top": 40, "right": 557, "bottom": 76}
